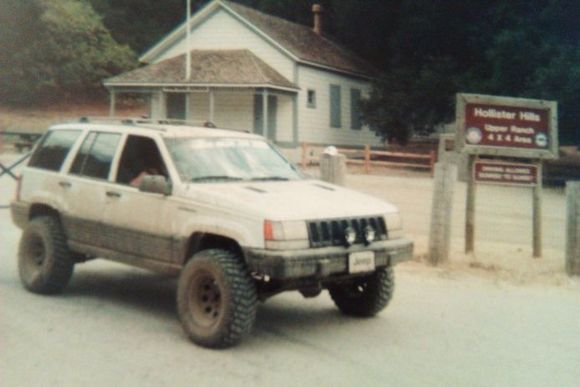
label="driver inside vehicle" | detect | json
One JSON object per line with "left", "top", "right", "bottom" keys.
{"left": 130, "top": 167, "right": 162, "bottom": 187}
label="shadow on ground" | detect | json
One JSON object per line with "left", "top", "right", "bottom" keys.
{"left": 60, "top": 264, "right": 380, "bottom": 347}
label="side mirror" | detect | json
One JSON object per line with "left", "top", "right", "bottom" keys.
{"left": 139, "top": 175, "right": 172, "bottom": 195}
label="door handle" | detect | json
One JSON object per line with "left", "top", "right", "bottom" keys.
{"left": 106, "top": 191, "right": 121, "bottom": 198}
{"left": 59, "top": 181, "right": 71, "bottom": 188}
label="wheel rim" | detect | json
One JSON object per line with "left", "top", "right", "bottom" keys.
{"left": 188, "top": 270, "right": 223, "bottom": 328}
{"left": 344, "top": 278, "right": 369, "bottom": 298}
{"left": 25, "top": 234, "right": 46, "bottom": 268}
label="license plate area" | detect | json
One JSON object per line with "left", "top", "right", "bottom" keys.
{"left": 348, "top": 251, "right": 375, "bottom": 273}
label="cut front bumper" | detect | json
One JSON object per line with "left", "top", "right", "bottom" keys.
{"left": 244, "top": 237, "right": 413, "bottom": 280}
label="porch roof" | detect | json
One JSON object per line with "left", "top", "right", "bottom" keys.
{"left": 104, "top": 49, "right": 298, "bottom": 91}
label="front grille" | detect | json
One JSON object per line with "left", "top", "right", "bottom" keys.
{"left": 307, "top": 216, "right": 387, "bottom": 247}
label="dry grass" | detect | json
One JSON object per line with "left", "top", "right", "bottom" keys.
{"left": 0, "top": 101, "right": 147, "bottom": 133}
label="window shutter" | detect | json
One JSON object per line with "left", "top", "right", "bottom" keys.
{"left": 351, "top": 88, "right": 362, "bottom": 130}
{"left": 330, "top": 85, "right": 341, "bottom": 128}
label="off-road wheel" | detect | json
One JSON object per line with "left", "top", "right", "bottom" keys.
{"left": 329, "top": 267, "right": 394, "bottom": 317}
{"left": 177, "top": 249, "right": 257, "bottom": 348}
{"left": 18, "top": 216, "right": 75, "bottom": 294}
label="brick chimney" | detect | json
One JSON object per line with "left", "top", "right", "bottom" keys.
{"left": 312, "top": 4, "right": 323, "bottom": 35}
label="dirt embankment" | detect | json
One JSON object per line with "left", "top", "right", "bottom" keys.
{"left": 0, "top": 101, "right": 147, "bottom": 133}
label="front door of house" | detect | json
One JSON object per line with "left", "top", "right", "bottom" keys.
{"left": 254, "top": 94, "right": 277, "bottom": 140}
{"left": 166, "top": 93, "right": 186, "bottom": 120}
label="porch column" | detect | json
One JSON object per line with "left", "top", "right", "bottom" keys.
{"left": 209, "top": 89, "right": 215, "bottom": 123}
{"left": 262, "top": 89, "right": 269, "bottom": 138}
{"left": 109, "top": 90, "right": 116, "bottom": 117}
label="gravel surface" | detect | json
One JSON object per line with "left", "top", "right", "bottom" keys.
{"left": 1, "top": 153, "right": 579, "bottom": 387}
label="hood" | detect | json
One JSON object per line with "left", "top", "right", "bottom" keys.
{"left": 182, "top": 179, "right": 398, "bottom": 221}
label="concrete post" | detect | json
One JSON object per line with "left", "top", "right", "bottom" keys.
{"left": 320, "top": 153, "right": 346, "bottom": 186}
{"left": 566, "top": 181, "right": 580, "bottom": 276}
{"left": 428, "top": 161, "right": 458, "bottom": 265}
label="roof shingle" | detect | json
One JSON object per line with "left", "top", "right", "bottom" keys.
{"left": 105, "top": 49, "right": 297, "bottom": 89}
{"left": 223, "top": 1, "right": 376, "bottom": 77}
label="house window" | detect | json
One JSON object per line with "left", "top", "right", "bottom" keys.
{"left": 351, "top": 88, "right": 363, "bottom": 130}
{"left": 307, "top": 89, "right": 316, "bottom": 108}
{"left": 330, "top": 84, "right": 341, "bottom": 128}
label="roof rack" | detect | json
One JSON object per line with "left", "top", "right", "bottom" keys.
{"left": 77, "top": 116, "right": 208, "bottom": 126}
{"left": 76, "top": 117, "right": 251, "bottom": 134}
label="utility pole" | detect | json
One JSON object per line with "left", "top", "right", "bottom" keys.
{"left": 185, "top": 0, "right": 191, "bottom": 80}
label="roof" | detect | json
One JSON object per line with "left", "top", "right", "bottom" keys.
{"left": 140, "top": 0, "right": 376, "bottom": 78}
{"left": 222, "top": 1, "right": 376, "bottom": 77}
{"left": 105, "top": 49, "right": 297, "bottom": 90}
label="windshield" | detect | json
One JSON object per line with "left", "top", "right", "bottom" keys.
{"left": 165, "top": 137, "right": 303, "bottom": 182}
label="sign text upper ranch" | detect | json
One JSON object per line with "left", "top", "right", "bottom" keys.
{"left": 465, "top": 104, "right": 549, "bottom": 149}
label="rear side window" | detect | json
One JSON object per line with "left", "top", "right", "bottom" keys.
{"left": 28, "top": 130, "right": 81, "bottom": 171}
{"left": 70, "top": 132, "right": 121, "bottom": 180}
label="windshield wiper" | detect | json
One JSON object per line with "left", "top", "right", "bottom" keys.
{"left": 190, "top": 175, "right": 244, "bottom": 182}
{"left": 250, "top": 176, "right": 290, "bottom": 181}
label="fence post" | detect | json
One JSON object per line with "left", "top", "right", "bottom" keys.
{"left": 301, "top": 143, "right": 308, "bottom": 168}
{"left": 364, "top": 145, "right": 371, "bottom": 174}
{"left": 566, "top": 181, "right": 580, "bottom": 276}
{"left": 429, "top": 150, "right": 436, "bottom": 177}
{"left": 428, "top": 161, "right": 458, "bottom": 265}
{"left": 320, "top": 153, "right": 346, "bottom": 186}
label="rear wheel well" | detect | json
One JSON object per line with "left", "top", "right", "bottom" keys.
{"left": 185, "top": 233, "right": 244, "bottom": 263}
{"left": 29, "top": 204, "right": 60, "bottom": 222}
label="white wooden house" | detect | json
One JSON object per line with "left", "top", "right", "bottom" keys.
{"left": 104, "top": 0, "right": 382, "bottom": 152}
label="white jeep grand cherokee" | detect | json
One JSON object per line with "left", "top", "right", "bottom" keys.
{"left": 11, "top": 120, "right": 413, "bottom": 348}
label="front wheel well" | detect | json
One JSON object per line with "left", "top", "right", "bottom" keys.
{"left": 185, "top": 233, "right": 244, "bottom": 263}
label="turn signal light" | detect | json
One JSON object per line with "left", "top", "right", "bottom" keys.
{"left": 264, "top": 220, "right": 274, "bottom": 240}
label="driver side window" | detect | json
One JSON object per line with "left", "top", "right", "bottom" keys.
{"left": 116, "top": 135, "right": 168, "bottom": 186}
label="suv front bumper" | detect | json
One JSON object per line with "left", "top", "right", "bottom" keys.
{"left": 244, "top": 238, "right": 413, "bottom": 280}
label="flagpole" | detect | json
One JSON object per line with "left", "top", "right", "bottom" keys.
{"left": 186, "top": 0, "right": 191, "bottom": 79}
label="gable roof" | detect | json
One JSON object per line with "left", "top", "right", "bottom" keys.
{"left": 140, "top": 0, "right": 376, "bottom": 78}
{"left": 105, "top": 49, "right": 297, "bottom": 90}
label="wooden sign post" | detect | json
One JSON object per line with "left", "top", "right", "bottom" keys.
{"left": 456, "top": 94, "right": 558, "bottom": 258}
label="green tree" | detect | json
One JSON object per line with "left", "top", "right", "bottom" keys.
{"left": 0, "top": 0, "right": 136, "bottom": 104}
{"left": 89, "top": 0, "right": 192, "bottom": 53}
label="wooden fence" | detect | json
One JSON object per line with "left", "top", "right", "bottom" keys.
{"left": 300, "top": 143, "right": 437, "bottom": 175}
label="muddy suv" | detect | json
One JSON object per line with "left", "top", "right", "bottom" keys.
{"left": 11, "top": 120, "right": 413, "bottom": 348}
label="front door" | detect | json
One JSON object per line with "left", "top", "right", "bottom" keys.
{"left": 166, "top": 93, "right": 186, "bottom": 120}
{"left": 102, "top": 134, "right": 174, "bottom": 261}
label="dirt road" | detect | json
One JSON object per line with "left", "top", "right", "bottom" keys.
{"left": 1, "top": 153, "right": 579, "bottom": 386}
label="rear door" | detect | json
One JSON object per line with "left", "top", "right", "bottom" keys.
{"left": 63, "top": 131, "right": 123, "bottom": 247}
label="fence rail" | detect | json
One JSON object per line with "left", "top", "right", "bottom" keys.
{"left": 300, "top": 143, "right": 436, "bottom": 175}
{"left": 0, "top": 131, "right": 43, "bottom": 153}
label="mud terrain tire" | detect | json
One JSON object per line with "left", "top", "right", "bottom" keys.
{"left": 177, "top": 249, "right": 257, "bottom": 348}
{"left": 329, "top": 267, "right": 394, "bottom": 317}
{"left": 18, "top": 216, "right": 75, "bottom": 294}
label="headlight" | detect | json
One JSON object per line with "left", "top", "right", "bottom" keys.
{"left": 344, "top": 226, "right": 356, "bottom": 246}
{"left": 264, "top": 220, "right": 309, "bottom": 249}
{"left": 363, "top": 225, "right": 376, "bottom": 244}
{"left": 384, "top": 212, "right": 403, "bottom": 239}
